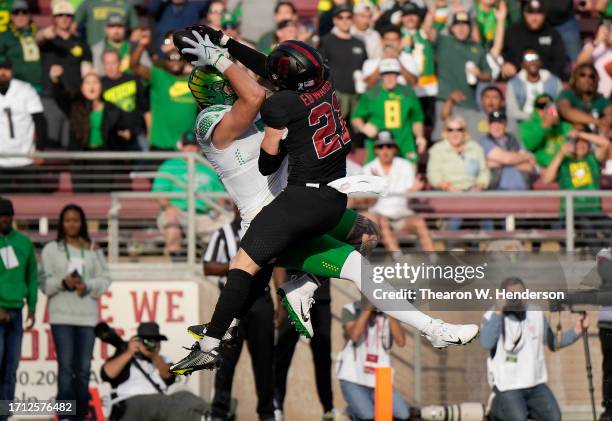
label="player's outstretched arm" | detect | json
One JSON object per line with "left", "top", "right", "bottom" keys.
{"left": 259, "top": 127, "right": 286, "bottom": 176}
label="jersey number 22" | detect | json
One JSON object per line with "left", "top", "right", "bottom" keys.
{"left": 308, "top": 92, "right": 351, "bottom": 159}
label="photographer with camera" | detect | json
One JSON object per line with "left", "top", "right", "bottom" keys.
{"left": 100, "top": 322, "right": 210, "bottom": 421}
{"left": 336, "top": 298, "right": 411, "bottom": 421}
{"left": 480, "top": 277, "right": 589, "bottom": 421}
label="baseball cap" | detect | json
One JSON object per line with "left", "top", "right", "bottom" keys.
{"left": 332, "top": 4, "right": 353, "bottom": 17}
{"left": 0, "top": 56, "right": 12, "bottom": 69}
{"left": 374, "top": 131, "right": 397, "bottom": 147}
{"left": 379, "top": 58, "right": 400, "bottom": 74}
{"left": 0, "top": 198, "right": 14, "bottom": 216}
{"left": 451, "top": 11, "right": 471, "bottom": 26}
{"left": 488, "top": 110, "right": 507, "bottom": 123}
{"left": 11, "top": 0, "right": 29, "bottom": 12}
{"left": 401, "top": 2, "right": 421, "bottom": 16}
{"left": 353, "top": 2, "right": 375, "bottom": 14}
{"left": 52, "top": 1, "right": 75, "bottom": 16}
{"left": 106, "top": 13, "right": 126, "bottom": 26}
{"left": 523, "top": 0, "right": 544, "bottom": 14}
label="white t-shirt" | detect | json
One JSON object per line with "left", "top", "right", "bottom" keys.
{"left": 362, "top": 53, "right": 419, "bottom": 86}
{"left": 363, "top": 157, "right": 415, "bottom": 219}
{"left": 115, "top": 355, "right": 173, "bottom": 400}
{"left": 0, "top": 79, "right": 43, "bottom": 167}
{"left": 195, "top": 105, "right": 288, "bottom": 228}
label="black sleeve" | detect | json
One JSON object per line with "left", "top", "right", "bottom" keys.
{"left": 550, "top": 31, "right": 568, "bottom": 80}
{"left": 258, "top": 144, "right": 287, "bottom": 176}
{"left": 226, "top": 37, "right": 268, "bottom": 80}
{"left": 260, "top": 92, "right": 292, "bottom": 129}
{"left": 100, "top": 350, "right": 132, "bottom": 387}
{"left": 32, "top": 112, "right": 48, "bottom": 149}
{"left": 136, "top": 79, "right": 150, "bottom": 113}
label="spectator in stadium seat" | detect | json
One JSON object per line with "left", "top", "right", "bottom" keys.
{"left": 152, "top": 131, "right": 231, "bottom": 258}
{"left": 520, "top": 94, "right": 574, "bottom": 170}
{"left": 479, "top": 110, "right": 535, "bottom": 191}
{"left": 352, "top": 58, "right": 426, "bottom": 164}
{"left": 37, "top": 1, "right": 92, "bottom": 148}
{"left": 557, "top": 63, "right": 612, "bottom": 137}
{"left": 427, "top": 115, "right": 490, "bottom": 192}
{"left": 542, "top": 129, "right": 609, "bottom": 215}
{"left": 351, "top": 2, "right": 382, "bottom": 59}
{"left": 362, "top": 131, "right": 435, "bottom": 259}
{"left": 361, "top": 25, "right": 418, "bottom": 90}
{"left": 50, "top": 65, "right": 135, "bottom": 151}
{"left": 576, "top": 23, "right": 612, "bottom": 98}
{"left": 318, "top": 0, "right": 351, "bottom": 38}
{"left": 0, "top": 197, "right": 37, "bottom": 410}
{"left": 101, "top": 49, "right": 149, "bottom": 151}
{"left": 149, "top": 0, "right": 208, "bottom": 56}
{"left": 471, "top": 0, "right": 508, "bottom": 52}
{"left": 130, "top": 31, "right": 197, "bottom": 151}
{"left": 319, "top": 5, "right": 368, "bottom": 118}
{"left": 274, "top": 272, "right": 337, "bottom": 420}
{"left": 500, "top": 0, "right": 566, "bottom": 80}
{"left": 481, "top": 277, "right": 588, "bottom": 421}
{"left": 203, "top": 207, "right": 275, "bottom": 421}
{"left": 0, "top": 57, "right": 47, "bottom": 174}
{"left": 75, "top": 0, "right": 138, "bottom": 46}
{"left": 431, "top": 11, "right": 491, "bottom": 142}
{"left": 256, "top": 1, "right": 297, "bottom": 53}
{"left": 205, "top": 0, "right": 225, "bottom": 30}
{"left": 101, "top": 321, "right": 211, "bottom": 421}
{"left": 92, "top": 14, "right": 152, "bottom": 77}
{"left": 399, "top": 2, "right": 438, "bottom": 126}
{"left": 39, "top": 204, "right": 112, "bottom": 421}
{"left": 438, "top": 85, "right": 517, "bottom": 144}
{"left": 505, "top": 49, "right": 563, "bottom": 122}
{"left": 337, "top": 299, "right": 410, "bottom": 421}
{"left": 0, "top": 1, "right": 41, "bottom": 91}
{"left": 260, "top": 19, "right": 298, "bottom": 56}
{"left": 539, "top": 0, "right": 581, "bottom": 63}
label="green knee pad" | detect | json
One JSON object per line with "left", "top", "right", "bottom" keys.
{"left": 276, "top": 234, "right": 355, "bottom": 278}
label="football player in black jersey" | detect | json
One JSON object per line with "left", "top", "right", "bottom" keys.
{"left": 169, "top": 27, "right": 480, "bottom": 375}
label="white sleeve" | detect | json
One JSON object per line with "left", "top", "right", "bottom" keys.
{"left": 195, "top": 105, "right": 232, "bottom": 144}
{"left": 399, "top": 52, "right": 419, "bottom": 78}
{"left": 362, "top": 58, "right": 379, "bottom": 78}
{"left": 24, "top": 83, "right": 43, "bottom": 114}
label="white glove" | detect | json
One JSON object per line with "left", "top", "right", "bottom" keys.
{"left": 181, "top": 31, "right": 231, "bottom": 71}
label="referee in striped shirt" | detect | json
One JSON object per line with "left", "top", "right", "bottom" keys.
{"left": 203, "top": 207, "right": 275, "bottom": 421}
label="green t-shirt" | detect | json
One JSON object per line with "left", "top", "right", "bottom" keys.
{"left": 89, "top": 109, "right": 104, "bottom": 149}
{"left": 520, "top": 115, "right": 572, "bottom": 167}
{"left": 0, "top": 229, "right": 38, "bottom": 311}
{"left": 558, "top": 89, "right": 611, "bottom": 118}
{"left": 0, "top": 24, "right": 41, "bottom": 89}
{"left": 475, "top": 4, "right": 497, "bottom": 49}
{"left": 558, "top": 153, "right": 601, "bottom": 214}
{"left": 150, "top": 66, "right": 197, "bottom": 150}
{"left": 435, "top": 34, "right": 490, "bottom": 110}
{"left": 0, "top": 0, "right": 12, "bottom": 33}
{"left": 152, "top": 159, "right": 225, "bottom": 213}
{"left": 352, "top": 84, "right": 424, "bottom": 163}
{"left": 75, "top": 0, "right": 138, "bottom": 45}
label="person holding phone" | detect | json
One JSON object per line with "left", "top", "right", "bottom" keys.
{"left": 39, "top": 204, "right": 112, "bottom": 421}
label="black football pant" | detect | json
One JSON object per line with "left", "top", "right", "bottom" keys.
{"left": 274, "top": 299, "right": 333, "bottom": 413}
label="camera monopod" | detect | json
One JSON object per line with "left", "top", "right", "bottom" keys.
{"left": 577, "top": 310, "right": 596, "bottom": 421}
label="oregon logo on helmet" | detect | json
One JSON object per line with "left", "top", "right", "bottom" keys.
{"left": 188, "top": 66, "right": 238, "bottom": 109}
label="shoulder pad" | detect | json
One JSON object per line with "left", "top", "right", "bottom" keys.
{"left": 195, "top": 105, "right": 232, "bottom": 144}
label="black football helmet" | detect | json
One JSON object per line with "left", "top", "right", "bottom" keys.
{"left": 265, "top": 41, "right": 326, "bottom": 93}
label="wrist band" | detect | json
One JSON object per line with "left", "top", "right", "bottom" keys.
{"left": 214, "top": 55, "right": 233, "bottom": 73}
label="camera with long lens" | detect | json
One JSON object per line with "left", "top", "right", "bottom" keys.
{"left": 94, "top": 322, "right": 127, "bottom": 352}
{"left": 420, "top": 402, "right": 485, "bottom": 421}
{"left": 141, "top": 338, "right": 159, "bottom": 351}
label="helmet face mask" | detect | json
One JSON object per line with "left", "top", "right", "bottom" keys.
{"left": 188, "top": 66, "right": 238, "bottom": 109}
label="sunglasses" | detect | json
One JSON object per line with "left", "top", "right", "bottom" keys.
{"left": 535, "top": 102, "right": 550, "bottom": 109}
{"left": 336, "top": 14, "right": 353, "bottom": 20}
{"left": 446, "top": 127, "right": 465, "bottom": 132}
{"left": 11, "top": 9, "right": 28, "bottom": 15}
{"left": 375, "top": 144, "right": 396, "bottom": 149}
{"left": 577, "top": 72, "right": 596, "bottom": 80}
{"left": 55, "top": 13, "right": 73, "bottom": 17}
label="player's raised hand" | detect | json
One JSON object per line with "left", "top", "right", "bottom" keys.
{"left": 180, "top": 32, "right": 228, "bottom": 67}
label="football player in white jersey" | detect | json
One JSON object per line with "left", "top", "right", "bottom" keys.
{"left": 169, "top": 30, "right": 480, "bottom": 375}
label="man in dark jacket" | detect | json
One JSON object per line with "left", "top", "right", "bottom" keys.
{"left": 501, "top": 0, "right": 567, "bottom": 80}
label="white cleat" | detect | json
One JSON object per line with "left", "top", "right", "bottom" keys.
{"left": 421, "top": 319, "right": 479, "bottom": 348}
{"left": 277, "top": 274, "right": 317, "bottom": 339}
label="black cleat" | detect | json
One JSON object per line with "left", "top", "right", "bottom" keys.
{"left": 169, "top": 342, "right": 222, "bottom": 375}
{"left": 186, "top": 323, "right": 238, "bottom": 347}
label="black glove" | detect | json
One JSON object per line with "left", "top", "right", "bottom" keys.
{"left": 186, "top": 25, "right": 226, "bottom": 46}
